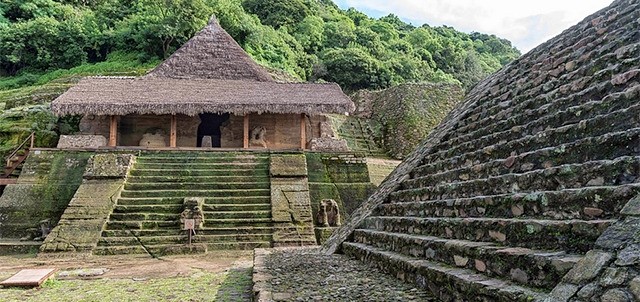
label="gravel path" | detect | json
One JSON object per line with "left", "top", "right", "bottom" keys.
{"left": 253, "top": 247, "right": 438, "bottom": 301}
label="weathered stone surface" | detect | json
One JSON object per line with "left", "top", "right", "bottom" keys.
{"left": 596, "top": 218, "right": 640, "bottom": 250}
{"left": 57, "top": 135, "right": 106, "bottom": 149}
{"left": 599, "top": 268, "right": 629, "bottom": 287}
{"left": 576, "top": 282, "right": 600, "bottom": 299}
{"left": 563, "top": 251, "right": 612, "bottom": 284}
{"left": 615, "top": 244, "right": 640, "bottom": 266}
{"left": 629, "top": 277, "right": 640, "bottom": 300}
{"left": 270, "top": 154, "right": 308, "bottom": 177}
{"left": 454, "top": 255, "right": 469, "bottom": 267}
{"left": 546, "top": 283, "right": 579, "bottom": 302}
{"left": 83, "top": 154, "right": 134, "bottom": 179}
{"left": 584, "top": 207, "right": 604, "bottom": 217}
{"left": 601, "top": 288, "right": 633, "bottom": 302}
{"left": 309, "top": 138, "right": 350, "bottom": 152}
{"left": 620, "top": 195, "right": 640, "bottom": 216}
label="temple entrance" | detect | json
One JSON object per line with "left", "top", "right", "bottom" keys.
{"left": 197, "top": 113, "right": 230, "bottom": 147}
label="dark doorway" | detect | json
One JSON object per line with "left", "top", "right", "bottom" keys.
{"left": 197, "top": 113, "right": 230, "bottom": 147}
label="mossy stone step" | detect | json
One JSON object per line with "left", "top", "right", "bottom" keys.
{"left": 134, "top": 162, "right": 269, "bottom": 170}
{"left": 119, "top": 188, "right": 271, "bottom": 198}
{"left": 422, "top": 103, "right": 640, "bottom": 167}
{"left": 136, "top": 156, "right": 269, "bottom": 164}
{"left": 352, "top": 229, "right": 580, "bottom": 290}
{"left": 129, "top": 168, "right": 269, "bottom": 177}
{"left": 124, "top": 182, "right": 270, "bottom": 191}
{"left": 205, "top": 242, "right": 271, "bottom": 250}
{"left": 113, "top": 205, "right": 183, "bottom": 214}
{"left": 126, "top": 175, "right": 270, "bottom": 184}
{"left": 399, "top": 157, "right": 640, "bottom": 201}
{"left": 440, "top": 91, "right": 638, "bottom": 154}
{"left": 109, "top": 213, "right": 179, "bottom": 221}
{"left": 202, "top": 204, "right": 271, "bottom": 212}
{"left": 105, "top": 220, "right": 179, "bottom": 230}
{"left": 202, "top": 210, "right": 271, "bottom": 219}
{"left": 116, "top": 197, "right": 184, "bottom": 206}
{"left": 342, "top": 242, "right": 547, "bottom": 301}
{"left": 204, "top": 218, "right": 273, "bottom": 227}
{"left": 363, "top": 216, "right": 613, "bottom": 253}
{"left": 413, "top": 128, "right": 640, "bottom": 180}
{"left": 101, "top": 226, "right": 274, "bottom": 238}
{"left": 138, "top": 151, "right": 270, "bottom": 158}
{"left": 384, "top": 184, "right": 640, "bottom": 220}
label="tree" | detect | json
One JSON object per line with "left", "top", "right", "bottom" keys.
{"left": 242, "top": 0, "right": 309, "bottom": 29}
{"left": 322, "top": 47, "right": 391, "bottom": 91}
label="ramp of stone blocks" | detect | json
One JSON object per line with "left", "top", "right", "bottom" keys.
{"left": 324, "top": 0, "right": 640, "bottom": 301}
{"left": 40, "top": 154, "right": 134, "bottom": 253}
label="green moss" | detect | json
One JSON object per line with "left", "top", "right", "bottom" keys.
{"left": 0, "top": 151, "right": 90, "bottom": 238}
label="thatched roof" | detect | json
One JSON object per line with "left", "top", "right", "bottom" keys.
{"left": 51, "top": 77, "right": 355, "bottom": 116}
{"left": 144, "top": 16, "right": 273, "bottom": 81}
{"left": 51, "top": 15, "right": 355, "bottom": 116}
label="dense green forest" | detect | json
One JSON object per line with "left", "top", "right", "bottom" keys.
{"left": 0, "top": 0, "right": 521, "bottom": 92}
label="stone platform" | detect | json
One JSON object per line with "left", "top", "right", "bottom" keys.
{"left": 252, "top": 247, "right": 437, "bottom": 301}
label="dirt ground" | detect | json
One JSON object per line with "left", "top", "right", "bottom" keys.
{"left": 0, "top": 251, "right": 254, "bottom": 302}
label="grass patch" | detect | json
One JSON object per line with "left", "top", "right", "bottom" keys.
{"left": 0, "top": 268, "right": 253, "bottom": 302}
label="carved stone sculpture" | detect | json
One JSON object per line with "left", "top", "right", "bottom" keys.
{"left": 180, "top": 197, "right": 205, "bottom": 230}
{"left": 317, "top": 199, "right": 341, "bottom": 227}
{"left": 250, "top": 126, "right": 268, "bottom": 148}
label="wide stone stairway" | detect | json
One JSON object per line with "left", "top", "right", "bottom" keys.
{"left": 338, "top": 1, "right": 640, "bottom": 300}
{"left": 95, "top": 151, "right": 275, "bottom": 255}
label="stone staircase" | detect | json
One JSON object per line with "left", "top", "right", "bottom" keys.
{"left": 339, "top": 1, "right": 640, "bottom": 300}
{"left": 328, "top": 115, "right": 387, "bottom": 157}
{"left": 95, "top": 151, "right": 275, "bottom": 255}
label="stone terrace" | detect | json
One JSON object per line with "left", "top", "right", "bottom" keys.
{"left": 323, "top": 0, "right": 640, "bottom": 301}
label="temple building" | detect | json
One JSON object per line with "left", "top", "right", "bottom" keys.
{"left": 51, "top": 16, "right": 354, "bottom": 150}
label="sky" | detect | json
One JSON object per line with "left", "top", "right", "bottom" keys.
{"left": 333, "top": 0, "right": 614, "bottom": 53}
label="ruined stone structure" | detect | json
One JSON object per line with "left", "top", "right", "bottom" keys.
{"left": 324, "top": 0, "right": 640, "bottom": 301}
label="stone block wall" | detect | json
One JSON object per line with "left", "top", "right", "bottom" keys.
{"left": 0, "top": 150, "right": 91, "bottom": 239}
{"left": 548, "top": 194, "right": 640, "bottom": 301}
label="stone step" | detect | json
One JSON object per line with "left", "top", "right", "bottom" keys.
{"left": 105, "top": 220, "right": 179, "bottom": 230}
{"left": 398, "top": 157, "right": 640, "bottom": 201}
{"left": 102, "top": 226, "right": 274, "bottom": 237}
{"left": 109, "top": 213, "right": 179, "bottom": 221}
{"left": 124, "top": 182, "right": 270, "bottom": 191}
{"left": 204, "top": 218, "right": 273, "bottom": 227}
{"left": 446, "top": 54, "right": 632, "bottom": 139}
{"left": 439, "top": 82, "right": 636, "bottom": 153}
{"left": 98, "top": 233, "right": 273, "bottom": 246}
{"left": 126, "top": 175, "right": 271, "bottom": 183}
{"left": 202, "top": 210, "right": 271, "bottom": 219}
{"left": 119, "top": 188, "right": 271, "bottom": 198}
{"left": 113, "top": 204, "right": 183, "bottom": 214}
{"left": 116, "top": 196, "right": 271, "bottom": 206}
{"left": 202, "top": 203, "right": 271, "bottom": 212}
{"left": 133, "top": 162, "right": 269, "bottom": 170}
{"left": 421, "top": 102, "right": 640, "bottom": 168}
{"left": 384, "top": 185, "right": 640, "bottom": 220}
{"left": 352, "top": 229, "right": 580, "bottom": 290}
{"left": 129, "top": 168, "right": 269, "bottom": 177}
{"left": 362, "top": 216, "right": 612, "bottom": 253}
{"left": 137, "top": 151, "right": 270, "bottom": 158}
{"left": 413, "top": 128, "right": 640, "bottom": 181}
{"left": 342, "top": 242, "right": 547, "bottom": 301}
{"left": 135, "top": 156, "right": 269, "bottom": 164}
{"left": 95, "top": 242, "right": 271, "bottom": 255}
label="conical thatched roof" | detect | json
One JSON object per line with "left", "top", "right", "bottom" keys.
{"left": 144, "top": 16, "right": 273, "bottom": 81}
{"left": 51, "top": 15, "right": 355, "bottom": 116}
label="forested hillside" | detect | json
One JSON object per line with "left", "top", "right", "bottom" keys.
{"left": 0, "top": 0, "right": 521, "bottom": 157}
{"left": 0, "top": 0, "right": 520, "bottom": 91}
